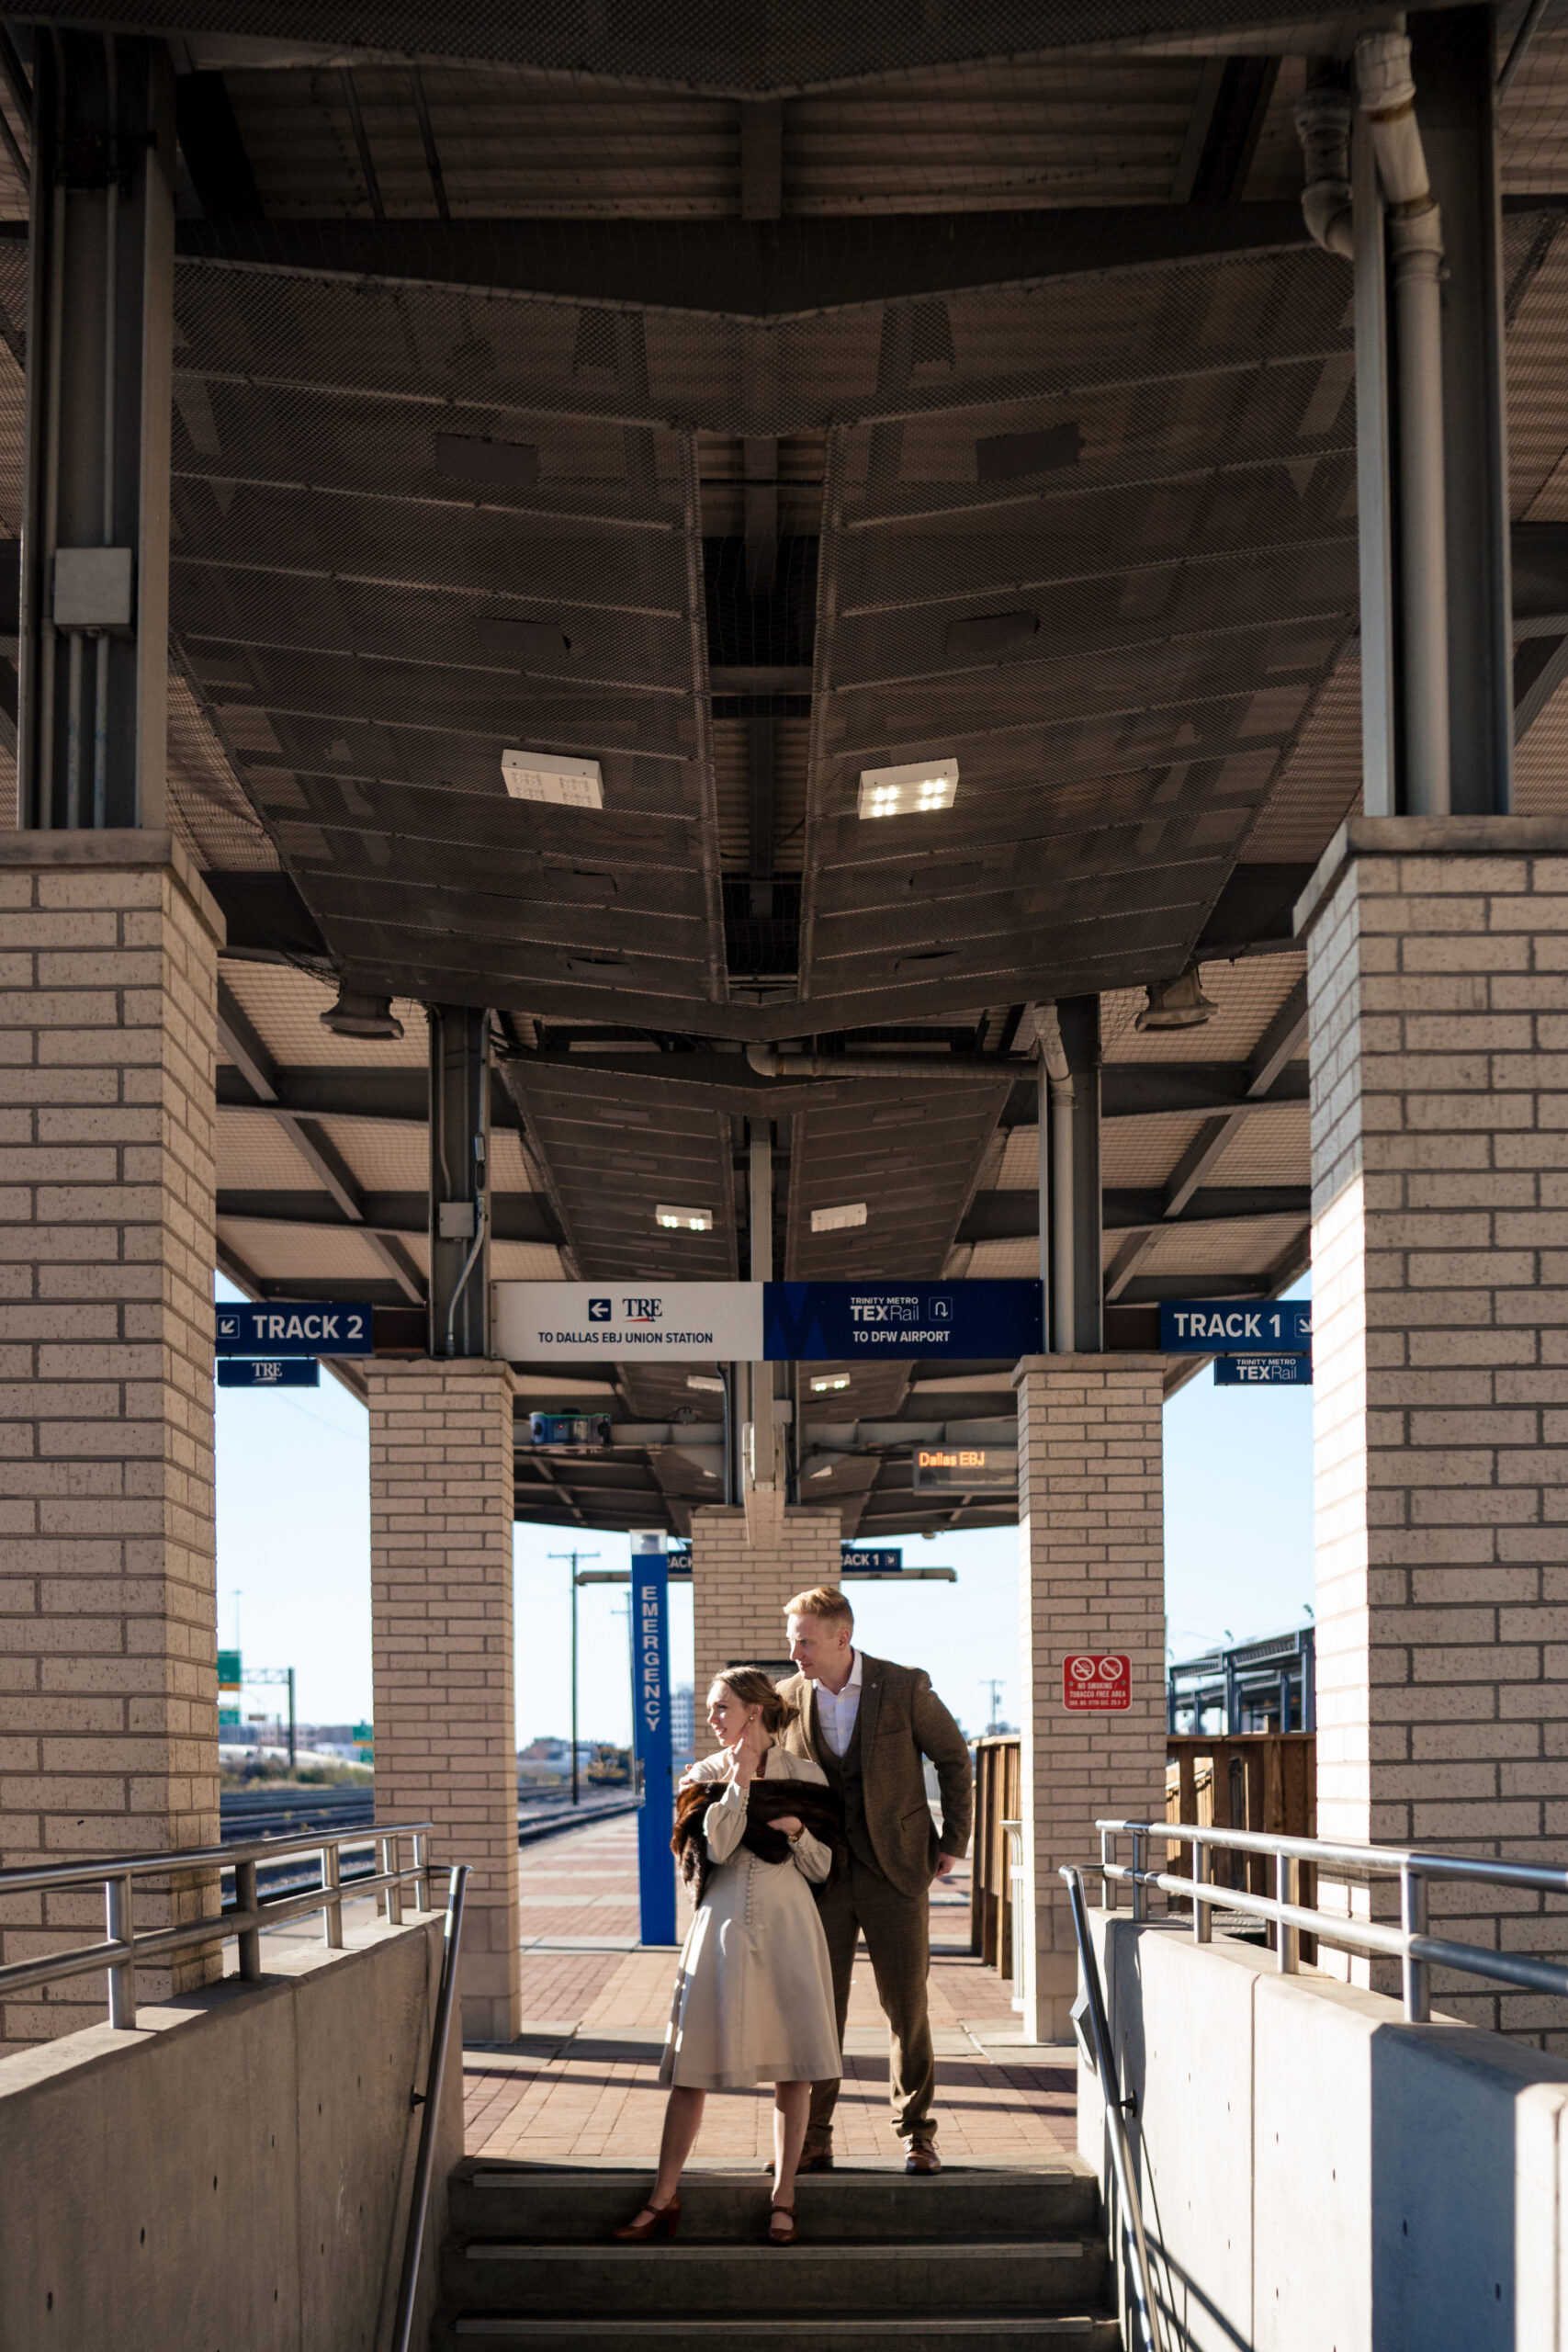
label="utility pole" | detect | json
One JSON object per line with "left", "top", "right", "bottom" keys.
{"left": 548, "top": 1550, "right": 599, "bottom": 1805}
{"left": 983, "top": 1679, "right": 1005, "bottom": 1736}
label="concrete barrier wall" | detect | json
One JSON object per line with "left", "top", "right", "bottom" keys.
{"left": 1078, "top": 1915, "right": 1568, "bottom": 2352}
{"left": 0, "top": 1916, "right": 462, "bottom": 2352}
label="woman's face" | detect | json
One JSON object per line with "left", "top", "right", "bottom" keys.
{"left": 707, "top": 1682, "right": 760, "bottom": 1745}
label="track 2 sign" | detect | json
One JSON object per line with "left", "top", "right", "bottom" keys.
{"left": 1062, "top": 1653, "right": 1131, "bottom": 1712}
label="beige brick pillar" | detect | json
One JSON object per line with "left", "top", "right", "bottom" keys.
{"left": 1300, "top": 815, "right": 1568, "bottom": 2042}
{"left": 690, "top": 1498, "right": 842, "bottom": 1706}
{"left": 1015, "top": 1354, "right": 1167, "bottom": 2045}
{"left": 367, "top": 1356, "right": 520, "bottom": 2044}
{"left": 0, "top": 835, "right": 223, "bottom": 2043}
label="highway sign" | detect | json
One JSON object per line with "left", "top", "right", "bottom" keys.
{"left": 1160, "top": 1299, "right": 1311, "bottom": 1354}
{"left": 217, "top": 1357, "right": 321, "bottom": 1388}
{"left": 912, "top": 1444, "right": 1016, "bottom": 1490}
{"left": 215, "top": 1302, "right": 373, "bottom": 1357}
{"left": 1062, "top": 1654, "right": 1131, "bottom": 1712}
{"left": 1214, "top": 1353, "right": 1313, "bottom": 1385}
{"left": 764, "top": 1280, "right": 1041, "bottom": 1361}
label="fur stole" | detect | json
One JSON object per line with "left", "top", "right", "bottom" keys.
{"left": 671, "top": 1774, "right": 847, "bottom": 1905}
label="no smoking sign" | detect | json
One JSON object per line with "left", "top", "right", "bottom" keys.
{"left": 1062, "top": 1653, "right": 1132, "bottom": 1712}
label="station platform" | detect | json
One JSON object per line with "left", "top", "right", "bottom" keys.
{"left": 463, "top": 1814, "right": 1077, "bottom": 2166}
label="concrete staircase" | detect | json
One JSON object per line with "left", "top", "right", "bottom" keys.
{"left": 434, "top": 2160, "right": 1122, "bottom": 2348}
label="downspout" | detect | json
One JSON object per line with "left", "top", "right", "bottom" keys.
{"left": 1295, "top": 33, "right": 1450, "bottom": 817}
{"left": 1036, "top": 1006, "right": 1075, "bottom": 1354}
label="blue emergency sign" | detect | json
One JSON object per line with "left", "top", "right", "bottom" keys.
{"left": 1160, "top": 1300, "right": 1311, "bottom": 1354}
{"left": 630, "top": 1536, "right": 677, "bottom": 1947}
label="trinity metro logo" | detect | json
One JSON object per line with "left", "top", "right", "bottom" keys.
{"left": 588, "top": 1296, "right": 665, "bottom": 1325}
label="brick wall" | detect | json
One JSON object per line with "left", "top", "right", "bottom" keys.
{"left": 366, "top": 1356, "right": 520, "bottom": 2044}
{"left": 1300, "top": 815, "right": 1568, "bottom": 2042}
{"left": 0, "top": 836, "right": 223, "bottom": 2042}
{"left": 690, "top": 1501, "right": 841, "bottom": 1711}
{"left": 1015, "top": 1354, "right": 1167, "bottom": 2045}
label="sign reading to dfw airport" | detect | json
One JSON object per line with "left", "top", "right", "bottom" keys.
{"left": 215, "top": 1302, "right": 374, "bottom": 1358}
{"left": 492, "top": 1280, "right": 1042, "bottom": 1363}
{"left": 1159, "top": 1300, "right": 1311, "bottom": 1354}
{"left": 1062, "top": 1654, "right": 1132, "bottom": 1712}
{"left": 1214, "top": 1353, "right": 1313, "bottom": 1386}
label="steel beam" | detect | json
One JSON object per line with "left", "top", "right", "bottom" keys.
{"left": 428, "top": 1003, "right": 492, "bottom": 1357}
{"left": 17, "top": 36, "right": 176, "bottom": 830}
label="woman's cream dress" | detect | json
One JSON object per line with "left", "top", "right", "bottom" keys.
{"left": 660, "top": 1746, "right": 841, "bottom": 2090}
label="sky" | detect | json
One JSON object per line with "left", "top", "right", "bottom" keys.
{"left": 214, "top": 1277, "right": 1314, "bottom": 1747}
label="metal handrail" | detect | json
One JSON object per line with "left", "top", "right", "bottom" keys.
{"left": 1060, "top": 1864, "right": 1165, "bottom": 2352}
{"left": 0, "top": 1819, "right": 434, "bottom": 2030}
{"left": 1097, "top": 1816, "right": 1568, "bottom": 2025}
{"left": 389, "top": 1865, "right": 468, "bottom": 2352}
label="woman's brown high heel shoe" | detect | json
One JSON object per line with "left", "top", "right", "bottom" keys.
{"left": 766, "top": 2204, "right": 798, "bottom": 2246}
{"left": 612, "top": 2196, "right": 681, "bottom": 2243}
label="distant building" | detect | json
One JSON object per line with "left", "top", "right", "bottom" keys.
{"left": 671, "top": 1684, "right": 695, "bottom": 1756}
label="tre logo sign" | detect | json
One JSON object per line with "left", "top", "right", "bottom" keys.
{"left": 1062, "top": 1654, "right": 1132, "bottom": 1712}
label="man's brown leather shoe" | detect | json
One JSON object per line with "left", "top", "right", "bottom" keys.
{"left": 903, "top": 2137, "right": 942, "bottom": 2175}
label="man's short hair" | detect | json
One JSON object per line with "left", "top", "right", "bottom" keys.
{"left": 784, "top": 1584, "right": 853, "bottom": 1630}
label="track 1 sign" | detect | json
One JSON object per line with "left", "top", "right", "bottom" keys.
{"left": 1062, "top": 1653, "right": 1131, "bottom": 1712}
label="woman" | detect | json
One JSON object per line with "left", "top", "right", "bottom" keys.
{"left": 613, "top": 1667, "right": 843, "bottom": 2246}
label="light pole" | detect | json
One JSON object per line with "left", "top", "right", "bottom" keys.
{"left": 983, "top": 1678, "right": 1005, "bottom": 1736}
{"left": 548, "top": 1550, "right": 598, "bottom": 1805}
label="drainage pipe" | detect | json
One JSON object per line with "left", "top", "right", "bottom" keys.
{"left": 1294, "top": 83, "right": 1354, "bottom": 259}
{"left": 744, "top": 1043, "right": 1029, "bottom": 1082}
{"left": 1036, "top": 1005, "right": 1075, "bottom": 1353}
{"left": 1357, "top": 28, "right": 1450, "bottom": 817}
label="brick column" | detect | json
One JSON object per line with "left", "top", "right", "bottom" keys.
{"left": 1015, "top": 1354, "right": 1166, "bottom": 2045}
{"left": 690, "top": 1500, "right": 841, "bottom": 1704}
{"left": 367, "top": 1357, "right": 520, "bottom": 2044}
{"left": 1300, "top": 815, "right": 1568, "bottom": 2043}
{"left": 0, "top": 835, "right": 223, "bottom": 2043}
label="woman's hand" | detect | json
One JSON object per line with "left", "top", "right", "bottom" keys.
{"left": 726, "top": 1714, "right": 770, "bottom": 1787}
{"left": 771, "top": 1814, "right": 803, "bottom": 1838}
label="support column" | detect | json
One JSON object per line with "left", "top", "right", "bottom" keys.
{"left": 0, "top": 835, "right": 223, "bottom": 2041}
{"left": 1015, "top": 1354, "right": 1166, "bottom": 2045}
{"left": 367, "top": 1357, "right": 520, "bottom": 2044}
{"left": 1300, "top": 815, "right": 1568, "bottom": 2043}
{"left": 690, "top": 1503, "right": 841, "bottom": 1703}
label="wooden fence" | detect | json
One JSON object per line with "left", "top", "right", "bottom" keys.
{"left": 969, "top": 1732, "right": 1317, "bottom": 1982}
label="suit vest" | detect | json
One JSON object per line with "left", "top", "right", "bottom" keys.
{"left": 817, "top": 1700, "right": 879, "bottom": 1872}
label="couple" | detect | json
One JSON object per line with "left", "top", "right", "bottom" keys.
{"left": 614, "top": 1582, "right": 973, "bottom": 2245}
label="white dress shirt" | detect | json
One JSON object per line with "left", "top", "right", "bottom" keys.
{"left": 813, "top": 1648, "right": 863, "bottom": 1758}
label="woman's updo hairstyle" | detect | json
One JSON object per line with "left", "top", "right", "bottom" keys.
{"left": 710, "top": 1666, "right": 798, "bottom": 1736}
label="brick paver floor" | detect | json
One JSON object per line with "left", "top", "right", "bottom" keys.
{"left": 465, "top": 1815, "right": 1077, "bottom": 2167}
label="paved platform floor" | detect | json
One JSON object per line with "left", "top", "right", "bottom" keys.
{"left": 464, "top": 1814, "right": 1077, "bottom": 2168}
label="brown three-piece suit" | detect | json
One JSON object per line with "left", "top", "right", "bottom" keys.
{"left": 779, "top": 1651, "right": 973, "bottom": 2149}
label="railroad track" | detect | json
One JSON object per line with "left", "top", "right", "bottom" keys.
{"left": 220, "top": 1789, "right": 642, "bottom": 1902}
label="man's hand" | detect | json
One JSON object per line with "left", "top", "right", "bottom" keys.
{"left": 934, "top": 1852, "right": 959, "bottom": 1879}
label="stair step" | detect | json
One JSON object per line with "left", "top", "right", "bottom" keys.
{"left": 447, "top": 2239, "right": 1107, "bottom": 2316}
{"left": 441, "top": 2317, "right": 1122, "bottom": 2351}
{"left": 450, "top": 2163, "right": 1100, "bottom": 2243}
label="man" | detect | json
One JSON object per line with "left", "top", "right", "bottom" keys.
{"left": 778, "top": 1584, "right": 972, "bottom": 2175}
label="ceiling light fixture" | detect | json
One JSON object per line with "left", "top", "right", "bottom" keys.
{"left": 502, "top": 751, "right": 604, "bottom": 808}
{"left": 657, "top": 1204, "right": 714, "bottom": 1231}
{"left": 858, "top": 758, "right": 958, "bottom": 820}
{"left": 1135, "top": 967, "right": 1218, "bottom": 1032}
{"left": 686, "top": 1374, "right": 725, "bottom": 1394}
{"left": 811, "top": 1202, "right": 867, "bottom": 1233}
{"left": 810, "top": 1374, "right": 852, "bottom": 1393}
{"left": 319, "top": 985, "right": 404, "bottom": 1040}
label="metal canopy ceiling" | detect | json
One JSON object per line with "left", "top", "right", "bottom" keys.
{"left": 2, "top": 5, "right": 1565, "bottom": 1534}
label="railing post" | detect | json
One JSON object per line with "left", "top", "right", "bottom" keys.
{"left": 412, "top": 1831, "right": 430, "bottom": 1912}
{"left": 1192, "top": 1836, "right": 1212, "bottom": 1942}
{"left": 383, "top": 1833, "right": 403, "bottom": 1927}
{"left": 1276, "top": 1852, "right": 1299, "bottom": 1973}
{"left": 1100, "top": 1826, "right": 1117, "bottom": 1912}
{"left": 1131, "top": 1828, "right": 1148, "bottom": 1923}
{"left": 322, "top": 1841, "right": 344, "bottom": 1949}
{"left": 1402, "top": 1864, "right": 1429, "bottom": 2022}
{"left": 105, "top": 1873, "right": 136, "bottom": 2028}
{"left": 234, "top": 1858, "right": 262, "bottom": 1983}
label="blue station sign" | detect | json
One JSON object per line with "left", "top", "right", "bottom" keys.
{"left": 1160, "top": 1300, "right": 1312, "bottom": 1355}
{"left": 763, "top": 1281, "right": 1042, "bottom": 1362}
{"left": 840, "top": 1546, "right": 901, "bottom": 1574}
{"left": 217, "top": 1358, "right": 321, "bottom": 1389}
{"left": 216, "top": 1302, "right": 374, "bottom": 1358}
{"left": 1214, "top": 1354, "right": 1313, "bottom": 1386}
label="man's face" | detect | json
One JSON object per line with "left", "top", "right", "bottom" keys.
{"left": 787, "top": 1611, "right": 852, "bottom": 1679}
